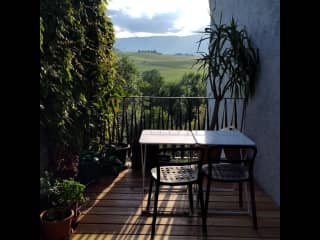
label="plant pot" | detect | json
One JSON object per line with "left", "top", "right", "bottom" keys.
{"left": 131, "top": 140, "right": 142, "bottom": 170}
{"left": 78, "top": 152, "right": 100, "bottom": 184}
{"left": 40, "top": 208, "right": 74, "bottom": 240}
{"left": 114, "top": 143, "right": 130, "bottom": 165}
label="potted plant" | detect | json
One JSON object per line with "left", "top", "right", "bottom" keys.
{"left": 40, "top": 171, "right": 54, "bottom": 213}
{"left": 78, "top": 151, "right": 101, "bottom": 184}
{"left": 99, "top": 144, "right": 124, "bottom": 177}
{"left": 196, "top": 13, "right": 259, "bottom": 130}
{"left": 54, "top": 144, "right": 79, "bottom": 179}
{"left": 40, "top": 177, "right": 88, "bottom": 240}
{"left": 113, "top": 143, "right": 130, "bottom": 165}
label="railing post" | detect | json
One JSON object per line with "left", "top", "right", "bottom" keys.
{"left": 115, "top": 97, "right": 246, "bottom": 161}
{"left": 120, "top": 97, "right": 125, "bottom": 143}
{"left": 206, "top": 98, "right": 209, "bottom": 130}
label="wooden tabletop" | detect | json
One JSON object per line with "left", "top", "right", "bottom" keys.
{"left": 192, "top": 130, "right": 256, "bottom": 146}
{"left": 139, "top": 130, "right": 197, "bottom": 145}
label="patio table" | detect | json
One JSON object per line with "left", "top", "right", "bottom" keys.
{"left": 139, "top": 129, "right": 257, "bottom": 215}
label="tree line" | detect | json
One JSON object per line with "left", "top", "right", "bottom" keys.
{"left": 115, "top": 55, "right": 206, "bottom": 97}
{"left": 40, "top": 0, "right": 205, "bottom": 167}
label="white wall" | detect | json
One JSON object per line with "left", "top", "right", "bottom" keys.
{"left": 208, "top": 0, "right": 280, "bottom": 205}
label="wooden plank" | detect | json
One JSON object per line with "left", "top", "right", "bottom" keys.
{"left": 79, "top": 214, "right": 280, "bottom": 227}
{"left": 74, "top": 168, "right": 280, "bottom": 240}
{"left": 88, "top": 199, "right": 279, "bottom": 211}
{"left": 87, "top": 187, "right": 268, "bottom": 198}
{"left": 87, "top": 192, "right": 275, "bottom": 203}
{"left": 71, "top": 234, "right": 274, "bottom": 240}
{"left": 75, "top": 224, "right": 279, "bottom": 238}
{"left": 96, "top": 182, "right": 263, "bottom": 190}
{"left": 81, "top": 207, "right": 280, "bottom": 219}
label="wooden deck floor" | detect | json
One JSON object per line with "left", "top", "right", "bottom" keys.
{"left": 72, "top": 169, "right": 280, "bottom": 240}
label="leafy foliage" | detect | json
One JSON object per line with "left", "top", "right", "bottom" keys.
{"left": 180, "top": 73, "right": 205, "bottom": 97}
{"left": 196, "top": 13, "right": 259, "bottom": 129}
{"left": 141, "top": 69, "right": 165, "bottom": 96}
{"left": 54, "top": 178, "right": 88, "bottom": 208}
{"left": 115, "top": 55, "right": 145, "bottom": 96}
{"left": 119, "top": 51, "right": 200, "bottom": 84}
{"left": 40, "top": 172, "right": 88, "bottom": 207}
{"left": 55, "top": 145, "right": 80, "bottom": 179}
{"left": 40, "top": 173, "right": 88, "bottom": 221}
{"left": 40, "top": 0, "right": 122, "bottom": 162}
{"left": 40, "top": 17, "right": 44, "bottom": 52}
{"left": 40, "top": 171, "right": 57, "bottom": 200}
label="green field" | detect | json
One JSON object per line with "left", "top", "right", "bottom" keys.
{"left": 119, "top": 52, "right": 202, "bottom": 83}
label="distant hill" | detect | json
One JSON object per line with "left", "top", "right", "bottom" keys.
{"left": 114, "top": 35, "right": 208, "bottom": 56}
{"left": 118, "top": 51, "right": 202, "bottom": 83}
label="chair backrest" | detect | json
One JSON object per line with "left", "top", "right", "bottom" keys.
{"left": 207, "top": 145, "right": 257, "bottom": 174}
{"left": 157, "top": 147, "right": 203, "bottom": 166}
{"left": 155, "top": 147, "right": 204, "bottom": 181}
{"left": 220, "top": 126, "right": 241, "bottom": 161}
{"left": 207, "top": 146, "right": 223, "bottom": 163}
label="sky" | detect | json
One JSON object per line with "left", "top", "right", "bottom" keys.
{"left": 107, "top": 0, "right": 210, "bottom": 38}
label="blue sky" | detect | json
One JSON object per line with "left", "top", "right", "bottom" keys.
{"left": 107, "top": 0, "right": 210, "bottom": 38}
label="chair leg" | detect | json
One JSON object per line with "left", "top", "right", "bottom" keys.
{"left": 188, "top": 184, "right": 194, "bottom": 214}
{"left": 249, "top": 179, "right": 258, "bottom": 230}
{"left": 238, "top": 182, "right": 243, "bottom": 208}
{"left": 198, "top": 178, "right": 205, "bottom": 230}
{"left": 146, "top": 178, "right": 154, "bottom": 211}
{"left": 151, "top": 182, "right": 160, "bottom": 238}
{"left": 203, "top": 177, "right": 211, "bottom": 233}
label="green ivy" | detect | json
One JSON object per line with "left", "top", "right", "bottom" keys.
{"left": 40, "top": 0, "right": 122, "bottom": 163}
{"left": 40, "top": 17, "right": 44, "bottom": 52}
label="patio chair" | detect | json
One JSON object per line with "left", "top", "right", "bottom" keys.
{"left": 146, "top": 147, "right": 205, "bottom": 238}
{"left": 200, "top": 144, "right": 258, "bottom": 232}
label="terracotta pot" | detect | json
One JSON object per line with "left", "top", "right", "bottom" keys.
{"left": 40, "top": 208, "right": 74, "bottom": 240}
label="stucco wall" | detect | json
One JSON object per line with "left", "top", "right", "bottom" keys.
{"left": 208, "top": 0, "right": 280, "bottom": 206}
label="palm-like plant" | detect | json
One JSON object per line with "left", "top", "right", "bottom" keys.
{"left": 196, "top": 14, "right": 259, "bottom": 130}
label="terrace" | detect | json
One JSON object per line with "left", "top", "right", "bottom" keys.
{"left": 72, "top": 169, "right": 280, "bottom": 239}
{"left": 70, "top": 96, "right": 279, "bottom": 239}
{"left": 40, "top": 1, "right": 279, "bottom": 239}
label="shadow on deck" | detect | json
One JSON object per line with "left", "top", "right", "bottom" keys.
{"left": 72, "top": 169, "right": 280, "bottom": 240}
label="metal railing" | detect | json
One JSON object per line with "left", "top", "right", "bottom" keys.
{"left": 105, "top": 96, "right": 247, "bottom": 168}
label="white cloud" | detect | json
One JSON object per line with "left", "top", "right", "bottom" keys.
{"left": 172, "top": 1, "right": 210, "bottom": 33}
{"left": 109, "top": 0, "right": 183, "bottom": 18}
{"left": 108, "top": 0, "right": 210, "bottom": 37}
{"left": 115, "top": 30, "right": 199, "bottom": 38}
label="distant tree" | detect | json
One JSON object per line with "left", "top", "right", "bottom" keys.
{"left": 160, "top": 82, "right": 184, "bottom": 97}
{"left": 156, "top": 73, "right": 205, "bottom": 129}
{"left": 180, "top": 73, "right": 205, "bottom": 97}
{"left": 115, "top": 56, "right": 144, "bottom": 96}
{"left": 141, "top": 69, "right": 164, "bottom": 96}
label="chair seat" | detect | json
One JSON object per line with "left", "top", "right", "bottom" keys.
{"left": 202, "top": 163, "right": 249, "bottom": 181}
{"left": 151, "top": 165, "right": 198, "bottom": 184}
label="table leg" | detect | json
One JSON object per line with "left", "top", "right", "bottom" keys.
{"left": 245, "top": 182, "right": 251, "bottom": 215}
{"left": 141, "top": 144, "right": 147, "bottom": 214}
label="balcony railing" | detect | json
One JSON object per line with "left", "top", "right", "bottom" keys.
{"left": 105, "top": 96, "right": 247, "bottom": 168}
